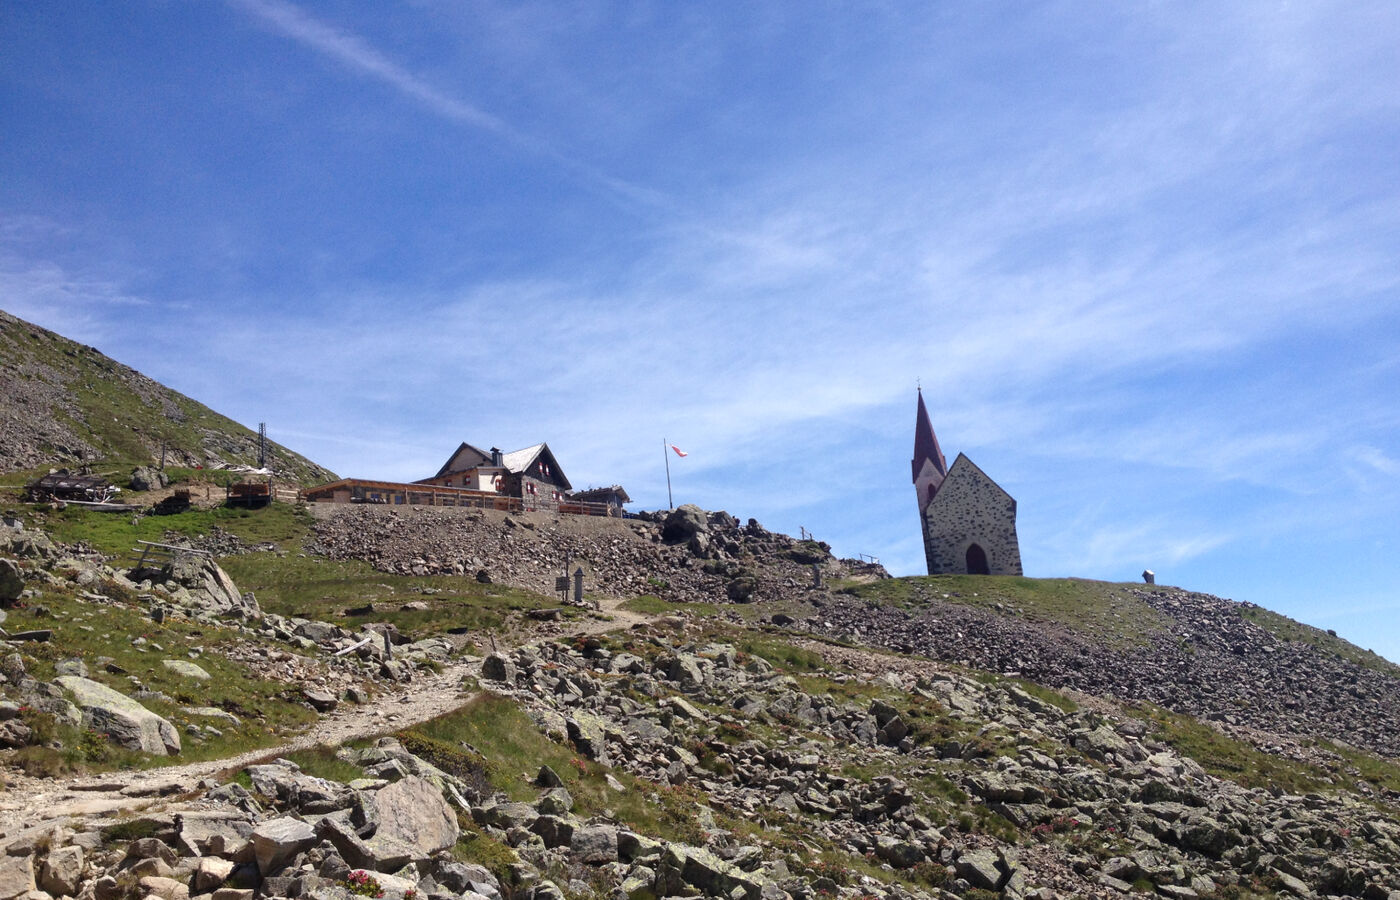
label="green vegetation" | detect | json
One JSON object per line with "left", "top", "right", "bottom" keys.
{"left": 4, "top": 586, "right": 319, "bottom": 774}
{"left": 221, "top": 553, "right": 554, "bottom": 642}
{"left": 395, "top": 693, "right": 714, "bottom": 850}
{"left": 27, "top": 503, "right": 554, "bottom": 644}
{"left": 281, "top": 745, "right": 367, "bottom": 784}
{"left": 1131, "top": 702, "right": 1329, "bottom": 794}
{"left": 732, "top": 631, "right": 827, "bottom": 672}
{"left": 844, "top": 575, "right": 1171, "bottom": 647}
{"left": 36, "top": 503, "right": 314, "bottom": 556}
{"left": 785, "top": 540, "right": 828, "bottom": 564}
{"left": 100, "top": 817, "right": 167, "bottom": 842}
{"left": 621, "top": 594, "right": 720, "bottom": 617}
{"left": 967, "top": 671, "right": 1080, "bottom": 713}
{"left": 622, "top": 592, "right": 785, "bottom": 626}
{"left": 1318, "top": 739, "right": 1400, "bottom": 796}
{"left": 451, "top": 822, "right": 519, "bottom": 884}
{"left": 1239, "top": 605, "right": 1400, "bottom": 676}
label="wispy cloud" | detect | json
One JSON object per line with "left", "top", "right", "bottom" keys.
{"left": 1352, "top": 445, "right": 1400, "bottom": 478}
{"left": 226, "top": 0, "right": 665, "bottom": 210}
{"left": 0, "top": 249, "right": 150, "bottom": 347}
{"left": 1058, "top": 520, "right": 1235, "bottom": 575}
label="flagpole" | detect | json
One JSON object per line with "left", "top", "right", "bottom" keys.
{"left": 663, "top": 438, "right": 674, "bottom": 509}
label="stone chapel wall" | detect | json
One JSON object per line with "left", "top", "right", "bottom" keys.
{"left": 922, "top": 457, "right": 1022, "bottom": 576}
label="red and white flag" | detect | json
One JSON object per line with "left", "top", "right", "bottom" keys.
{"left": 670, "top": 445, "right": 688, "bottom": 457}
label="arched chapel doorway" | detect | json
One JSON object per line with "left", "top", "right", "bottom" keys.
{"left": 965, "top": 543, "right": 990, "bottom": 575}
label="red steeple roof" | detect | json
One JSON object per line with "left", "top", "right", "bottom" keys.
{"left": 912, "top": 388, "right": 948, "bottom": 483}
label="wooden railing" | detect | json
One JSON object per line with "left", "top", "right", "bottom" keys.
{"left": 301, "top": 479, "right": 622, "bottom": 517}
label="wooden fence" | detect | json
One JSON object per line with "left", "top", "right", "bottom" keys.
{"left": 301, "top": 478, "right": 619, "bottom": 517}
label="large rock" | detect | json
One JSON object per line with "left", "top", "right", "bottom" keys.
{"left": 251, "top": 817, "right": 317, "bottom": 875}
{"left": 0, "top": 559, "right": 23, "bottom": 602}
{"left": 481, "top": 653, "right": 517, "bottom": 684}
{"left": 138, "top": 875, "right": 190, "bottom": 900}
{"left": 162, "top": 556, "right": 260, "bottom": 619}
{"left": 130, "top": 466, "right": 170, "bottom": 492}
{"left": 571, "top": 825, "right": 618, "bottom": 864}
{"left": 193, "top": 857, "right": 236, "bottom": 893}
{"left": 162, "top": 659, "right": 211, "bottom": 680}
{"left": 433, "top": 861, "right": 501, "bottom": 898}
{"left": 0, "top": 856, "right": 35, "bottom": 900}
{"left": 55, "top": 676, "right": 181, "bottom": 755}
{"left": 660, "top": 505, "right": 709, "bottom": 544}
{"left": 956, "top": 848, "right": 1006, "bottom": 891}
{"left": 566, "top": 713, "right": 613, "bottom": 763}
{"left": 670, "top": 845, "right": 763, "bottom": 900}
{"left": 39, "top": 845, "right": 83, "bottom": 897}
{"left": 665, "top": 654, "right": 706, "bottom": 691}
{"left": 176, "top": 810, "right": 255, "bottom": 857}
{"left": 370, "top": 775, "right": 458, "bottom": 856}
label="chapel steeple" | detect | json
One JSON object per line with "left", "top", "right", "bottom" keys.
{"left": 912, "top": 388, "right": 948, "bottom": 512}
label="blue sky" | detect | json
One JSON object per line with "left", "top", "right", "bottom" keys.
{"left": 3, "top": 3, "right": 1398, "bottom": 660}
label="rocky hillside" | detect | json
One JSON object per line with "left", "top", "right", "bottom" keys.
{"left": 307, "top": 503, "right": 886, "bottom": 607}
{"left": 4, "top": 625, "right": 1400, "bottom": 900}
{"left": 308, "top": 502, "right": 1400, "bottom": 763}
{"left": 0, "top": 309, "right": 335, "bottom": 482}
{"left": 799, "top": 581, "right": 1400, "bottom": 761}
{"left": 3, "top": 501, "right": 1400, "bottom": 900}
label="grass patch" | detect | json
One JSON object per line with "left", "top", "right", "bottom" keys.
{"left": 101, "top": 817, "right": 168, "bottom": 842}
{"left": 1239, "top": 606, "right": 1400, "bottom": 677}
{"left": 845, "top": 575, "right": 1171, "bottom": 647}
{"left": 1, "top": 587, "right": 320, "bottom": 770}
{"left": 1009, "top": 678, "right": 1079, "bottom": 713}
{"left": 397, "top": 693, "right": 714, "bottom": 845}
{"left": 621, "top": 595, "right": 721, "bottom": 617}
{"left": 282, "top": 745, "right": 366, "bottom": 784}
{"left": 36, "top": 502, "right": 315, "bottom": 557}
{"left": 1132, "top": 703, "right": 1330, "bottom": 795}
{"left": 220, "top": 553, "right": 553, "bottom": 642}
{"left": 452, "top": 822, "right": 519, "bottom": 884}
{"left": 727, "top": 631, "right": 826, "bottom": 673}
{"left": 967, "top": 670, "right": 1079, "bottom": 714}
{"left": 1317, "top": 740, "right": 1400, "bottom": 796}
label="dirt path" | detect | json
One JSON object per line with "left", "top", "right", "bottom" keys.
{"left": 0, "top": 595, "right": 655, "bottom": 837}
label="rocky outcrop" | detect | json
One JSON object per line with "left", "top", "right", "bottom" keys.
{"left": 459, "top": 631, "right": 1400, "bottom": 899}
{"left": 369, "top": 775, "right": 460, "bottom": 861}
{"left": 147, "top": 554, "right": 261, "bottom": 620}
{"left": 130, "top": 466, "right": 171, "bottom": 492}
{"left": 0, "top": 559, "right": 22, "bottom": 604}
{"left": 54, "top": 675, "right": 181, "bottom": 755}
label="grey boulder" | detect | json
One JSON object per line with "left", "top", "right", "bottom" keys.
{"left": 55, "top": 676, "right": 181, "bottom": 755}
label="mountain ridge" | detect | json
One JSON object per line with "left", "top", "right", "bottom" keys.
{"left": 0, "top": 309, "right": 335, "bottom": 483}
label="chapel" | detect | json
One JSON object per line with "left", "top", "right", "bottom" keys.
{"left": 913, "top": 390, "right": 1022, "bottom": 576}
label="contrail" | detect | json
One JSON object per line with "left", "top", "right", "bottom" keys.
{"left": 228, "top": 0, "right": 667, "bottom": 212}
